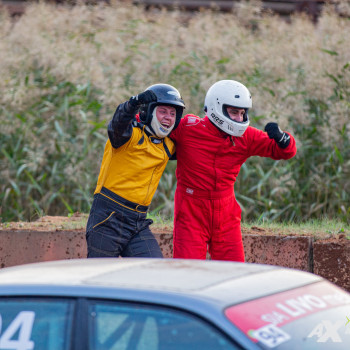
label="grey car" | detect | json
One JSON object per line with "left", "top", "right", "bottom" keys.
{"left": 0, "top": 258, "right": 349, "bottom": 350}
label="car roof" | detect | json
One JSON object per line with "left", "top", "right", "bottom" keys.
{"left": 0, "top": 258, "right": 322, "bottom": 305}
{"left": 0, "top": 259, "right": 331, "bottom": 349}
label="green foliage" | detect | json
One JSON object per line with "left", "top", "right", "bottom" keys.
{"left": 0, "top": 72, "right": 106, "bottom": 221}
{"left": 235, "top": 62, "right": 350, "bottom": 224}
{"left": 0, "top": 2, "right": 349, "bottom": 224}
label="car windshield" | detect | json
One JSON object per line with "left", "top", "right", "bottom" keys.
{"left": 225, "top": 281, "right": 350, "bottom": 349}
{"left": 0, "top": 298, "right": 74, "bottom": 350}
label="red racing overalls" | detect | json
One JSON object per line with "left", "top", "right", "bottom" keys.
{"left": 170, "top": 114, "right": 297, "bottom": 261}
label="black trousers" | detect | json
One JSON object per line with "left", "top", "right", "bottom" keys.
{"left": 86, "top": 188, "right": 163, "bottom": 258}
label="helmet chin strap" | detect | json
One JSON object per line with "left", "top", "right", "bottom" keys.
{"left": 148, "top": 107, "right": 174, "bottom": 138}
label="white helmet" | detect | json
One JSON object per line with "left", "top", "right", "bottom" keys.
{"left": 205, "top": 80, "right": 252, "bottom": 137}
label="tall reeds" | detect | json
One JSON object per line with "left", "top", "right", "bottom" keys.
{"left": 0, "top": 1, "right": 349, "bottom": 222}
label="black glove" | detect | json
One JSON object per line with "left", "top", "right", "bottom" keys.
{"left": 264, "top": 122, "right": 290, "bottom": 149}
{"left": 128, "top": 90, "right": 157, "bottom": 109}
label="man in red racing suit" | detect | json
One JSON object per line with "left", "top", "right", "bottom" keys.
{"left": 170, "top": 80, "right": 297, "bottom": 261}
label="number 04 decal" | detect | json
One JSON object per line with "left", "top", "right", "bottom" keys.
{"left": 0, "top": 311, "right": 35, "bottom": 350}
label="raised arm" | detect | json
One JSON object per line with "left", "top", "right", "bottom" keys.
{"left": 108, "top": 90, "right": 157, "bottom": 148}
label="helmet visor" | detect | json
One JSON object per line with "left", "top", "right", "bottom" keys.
{"left": 222, "top": 105, "right": 248, "bottom": 123}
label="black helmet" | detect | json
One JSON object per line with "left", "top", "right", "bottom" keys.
{"left": 139, "top": 84, "right": 185, "bottom": 130}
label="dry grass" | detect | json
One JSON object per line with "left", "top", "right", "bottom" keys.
{"left": 0, "top": 1, "right": 349, "bottom": 222}
{"left": 0, "top": 1, "right": 348, "bottom": 127}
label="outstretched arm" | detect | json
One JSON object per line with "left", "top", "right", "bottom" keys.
{"left": 247, "top": 123, "right": 297, "bottom": 160}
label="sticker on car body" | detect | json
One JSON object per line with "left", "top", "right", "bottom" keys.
{"left": 225, "top": 281, "right": 350, "bottom": 345}
{"left": 252, "top": 324, "right": 291, "bottom": 348}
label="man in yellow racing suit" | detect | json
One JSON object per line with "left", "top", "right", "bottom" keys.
{"left": 86, "top": 84, "right": 185, "bottom": 258}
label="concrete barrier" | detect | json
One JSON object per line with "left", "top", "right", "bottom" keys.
{"left": 0, "top": 230, "right": 86, "bottom": 268}
{"left": 0, "top": 229, "right": 349, "bottom": 292}
{"left": 243, "top": 234, "right": 313, "bottom": 272}
{"left": 313, "top": 237, "right": 350, "bottom": 293}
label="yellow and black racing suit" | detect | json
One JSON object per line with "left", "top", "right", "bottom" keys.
{"left": 86, "top": 101, "right": 175, "bottom": 258}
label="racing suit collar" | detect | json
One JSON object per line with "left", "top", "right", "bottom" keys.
{"left": 204, "top": 115, "right": 230, "bottom": 138}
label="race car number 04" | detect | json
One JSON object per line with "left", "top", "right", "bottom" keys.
{"left": 253, "top": 324, "right": 291, "bottom": 348}
{"left": 0, "top": 312, "right": 35, "bottom": 350}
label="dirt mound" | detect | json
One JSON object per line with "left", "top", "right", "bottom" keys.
{"left": 1, "top": 215, "right": 349, "bottom": 244}
{"left": 0, "top": 213, "right": 87, "bottom": 232}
